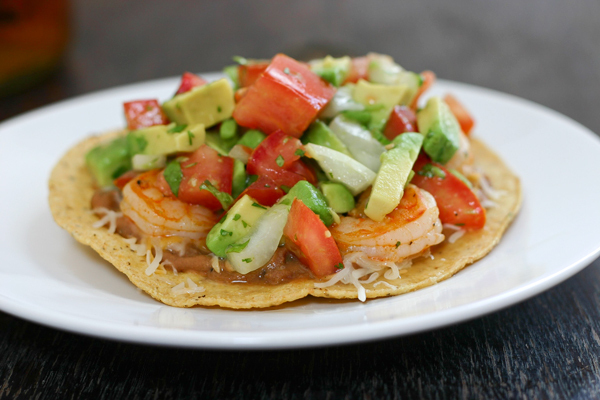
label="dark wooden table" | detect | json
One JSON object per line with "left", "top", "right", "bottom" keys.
{"left": 2, "top": 1, "right": 600, "bottom": 398}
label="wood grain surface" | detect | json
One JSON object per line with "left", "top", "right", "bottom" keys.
{"left": 1, "top": 1, "right": 599, "bottom": 398}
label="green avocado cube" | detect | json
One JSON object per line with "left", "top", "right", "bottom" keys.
{"left": 85, "top": 136, "right": 131, "bottom": 187}
{"left": 417, "top": 97, "right": 460, "bottom": 164}
{"left": 279, "top": 180, "right": 333, "bottom": 226}
{"left": 127, "top": 123, "right": 205, "bottom": 156}
{"left": 364, "top": 132, "right": 423, "bottom": 221}
{"left": 302, "top": 121, "right": 352, "bottom": 157}
{"left": 309, "top": 55, "right": 351, "bottom": 87}
{"left": 206, "top": 194, "right": 267, "bottom": 257}
{"left": 320, "top": 182, "right": 355, "bottom": 214}
{"left": 162, "top": 78, "right": 234, "bottom": 128}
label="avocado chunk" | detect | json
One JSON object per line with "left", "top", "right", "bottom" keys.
{"left": 304, "top": 143, "right": 376, "bottom": 195}
{"left": 367, "top": 53, "right": 421, "bottom": 104}
{"left": 309, "top": 55, "right": 351, "bottom": 87}
{"left": 232, "top": 159, "right": 247, "bottom": 198}
{"left": 329, "top": 115, "right": 385, "bottom": 172}
{"left": 162, "top": 78, "right": 234, "bottom": 128}
{"left": 364, "top": 132, "right": 423, "bottom": 221}
{"left": 320, "top": 182, "right": 355, "bottom": 214}
{"left": 206, "top": 194, "right": 267, "bottom": 258}
{"left": 237, "top": 129, "right": 266, "bottom": 149}
{"left": 417, "top": 97, "right": 460, "bottom": 164}
{"left": 205, "top": 131, "right": 239, "bottom": 155}
{"left": 85, "top": 136, "right": 131, "bottom": 187}
{"left": 279, "top": 181, "right": 333, "bottom": 226}
{"left": 127, "top": 123, "right": 205, "bottom": 156}
{"left": 352, "top": 79, "right": 410, "bottom": 132}
{"left": 302, "top": 121, "right": 352, "bottom": 157}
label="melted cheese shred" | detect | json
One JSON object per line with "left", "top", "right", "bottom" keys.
{"left": 145, "top": 238, "right": 163, "bottom": 276}
{"left": 315, "top": 252, "right": 412, "bottom": 301}
{"left": 171, "top": 278, "right": 205, "bottom": 296}
{"left": 92, "top": 207, "right": 122, "bottom": 234}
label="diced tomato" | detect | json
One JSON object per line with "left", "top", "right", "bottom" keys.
{"left": 383, "top": 105, "right": 418, "bottom": 140}
{"left": 246, "top": 130, "right": 317, "bottom": 188}
{"left": 175, "top": 72, "right": 207, "bottom": 95}
{"left": 283, "top": 199, "right": 343, "bottom": 277}
{"left": 234, "top": 87, "right": 248, "bottom": 102}
{"left": 113, "top": 170, "right": 139, "bottom": 190}
{"left": 233, "top": 54, "right": 336, "bottom": 138}
{"left": 238, "top": 176, "right": 285, "bottom": 207}
{"left": 160, "top": 145, "right": 234, "bottom": 210}
{"left": 411, "top": 154, "right": 485, "bottom": 229}
{"left": 410, "top": 70, "right": 436, "bottom": 110}
{"left": 123, "top": 99, "right": 169, "bottom": 130}
{"left": 344, "top": 56, "right": 370, "bottom": 84}
{"left": 238, "top": 60, "right": 270, "bottom": 88}
{"left": 444, "top": 94, "right": 475, "bottom": 135}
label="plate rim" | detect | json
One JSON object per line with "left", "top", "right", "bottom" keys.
{"left": 1, "top": 76, "right": 600, "bottom": 350}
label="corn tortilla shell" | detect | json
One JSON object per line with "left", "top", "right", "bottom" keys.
{"left": 49, "top": 131, "right": 521, "bottom": 309}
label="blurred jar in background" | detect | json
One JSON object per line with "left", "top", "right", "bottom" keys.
{"left": 0, "top": 0, "right": 69, "bottom": 96}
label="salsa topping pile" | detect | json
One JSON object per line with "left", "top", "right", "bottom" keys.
{"left": 86, "top": 52, "right": 485, "bottom": 283}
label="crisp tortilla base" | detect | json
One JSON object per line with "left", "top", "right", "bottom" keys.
{"left": 49, "top": 131, "right": 521, "bottom": 309}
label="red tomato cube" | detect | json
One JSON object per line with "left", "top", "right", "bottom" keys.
{"left": 175, "top": 72, "right": 207, "bottom": 95}
{"left": 283, "top": 199, "right": 343, "bottom": 277}
{"left": 383, "top": 105, "right": 418, "bottom": 140}
{"left": 233, "top": 54, "right": 336, "bottom": 138}
{"left": 444, "top": 94, "right": 475, "bottom": 135}
{"left": 123, "top": 99, "right": 169, "bottom": 130}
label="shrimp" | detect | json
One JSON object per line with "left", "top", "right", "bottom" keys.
{"left": 120, "top": 170, "right": 218, "bottom": 240}
{"left": 330, "top": 185, "right": 444, "bottom": 262}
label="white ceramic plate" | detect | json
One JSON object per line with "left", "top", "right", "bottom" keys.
{"left": 1, "top": 74, "right": 600, "bottom": 350}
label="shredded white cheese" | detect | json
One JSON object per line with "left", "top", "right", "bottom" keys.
{"left": 161, "top": 259, "right": 178, "bottom": 275}
{"left": 448, "top": 230, "right": 465, "bottom": 244}
{"left": 145, "top": 238, "right": 163, "bottom": 276}
{"left": 122, "top": 237, "right": 147, "bottom": 256}
{"left": 92, "top": 207, "right": 122, "bottom": 234}
{"left": 171, "top": 277, "right": 205, "bottom": 296}
{"left": 374, "top": 281, "right": 398, "bottom": 290}
{"left": 314, "top": 252, "right": 411, "bottom": 302}
{"left": 443, "top": 223, "right": 466, "bottom": 244}
{"left": 211, "top": 255, "right": 221, "bottom": 273}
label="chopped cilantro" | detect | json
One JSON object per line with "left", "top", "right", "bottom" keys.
{"left": 417, "top": 164, "right": 446, "bottom": 179}
{"left": 183, "top": 162, "right": 197, "bottom": 169}
{"left": 335, "top": 263, "right": 344, "bottom": 270}
{"left": 276, "top": 155, "right": 285, "bottom": 167}
{"left": 242, "top": 258, "right": 253, "bottom": 263}
{"left": 167, "top": 124, "right": 187, "bottom": 134}
{"left": 187, "top": 130, "right": 195, "bottom": 145}
{"left": 395, "top": 241, "right": 401, "bottom": 248}
{"left": 294, "top": 149, "right": 305, "bottom": 157}
{"left": 233, "top": 214, "right": 241, "bottom": 221}
{"left": 280, "top": 185, "right": 290, "bottom": 193}
{"left": 226, "top": 240, "right": 249, "bottom": 254}
{"left": 242, "top": 220, "right": 249, "bottom": 228}
{"left": 199, "top": 180, "right": 233, "bottom": 209}
{"left": 217, "top": 105, "right": 222, "bottom": 113}
{"left": 163, "top": 161, "right": 183, "bottom": 197}
{"left": 251, "top": 202, "right": 267, "bottom": 210}
{"left": 220, "top": 229, "right": 233, "bottom": 237}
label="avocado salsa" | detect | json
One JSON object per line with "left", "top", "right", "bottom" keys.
{"left": 85, "top": 53, "right": 487, "bottom": 287}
